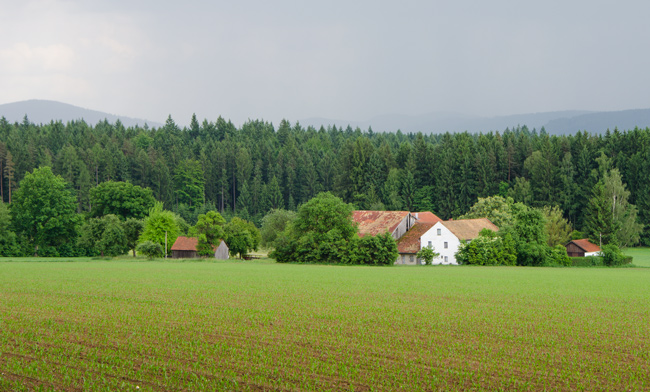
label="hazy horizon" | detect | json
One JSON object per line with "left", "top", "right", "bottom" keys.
{"left": 2, "top": 1, "right": 649, "bottom": 126}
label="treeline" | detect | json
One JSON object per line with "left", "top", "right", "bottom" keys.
{"left": 1, "top": 114, "right": 649, "bottom": 244}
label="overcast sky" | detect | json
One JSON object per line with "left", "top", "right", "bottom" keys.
{"left": 1, "top": 0, "right": 649, "bottom": 126}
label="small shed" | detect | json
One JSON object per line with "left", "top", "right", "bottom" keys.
{"left": 214, "top": 240, "right": 230, "bottom": 259}
{"left": 565, "top": 239, "right": 600, "bottom": 257}
{"left": 171, "top": 236, "right": 229, "bottom": 259}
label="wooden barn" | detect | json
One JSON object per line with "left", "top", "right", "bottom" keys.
{"left": 565, "top": 239, "right": 601, "bottom": 257}
{"left": 171, "top": 236, "right": 229, "bottom": 259}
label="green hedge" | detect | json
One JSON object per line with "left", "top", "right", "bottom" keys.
{"left": 570, "top": 255, "right": 633, "bottom": 267}
{"left": 570, "top": 256, "right": 603, "bottom": 267}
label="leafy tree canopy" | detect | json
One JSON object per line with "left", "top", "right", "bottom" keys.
{"left": 224, "top": 217, "right": 260, "bottom": 258}
{"left": 260, "top": 209, "right": 296, "bottom": 248}
{"left": 11, "top": 166, "right": 80, "bottom": 255}
{"left": 138, "top": 202, "right": 179, "bottom": 255}
{"left": 290, "top": 192, "right": 356, "bottom": 240}
{"left": 78, "top": 214, "right": 129, "bottom": 257}
{"left": 194, "top": 211, "right": 226, "bottom": 256}
{"left": 0, "top": 201, "right": 19, "bottom": 256}
{"left": 458, "top": 195, "right": 526, "bottom": 229}
{"left": 123, "top": 218, "right": 144, "bottom": 257}
{"left": 90, "top": 181, "right": 156, "bottom": 220}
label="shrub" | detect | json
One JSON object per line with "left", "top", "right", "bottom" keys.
{"left": 346, "top": 232, "right": 398, "bottom": 266}
{"left": 456, "top": 229, "right": 517, "bottom": 266}
{"left": 137, "top": 241, "right": 164, "bottom": 259}
{"left": 416, "top": 246, "right": 440, "bottom": 266}
{"left": 548, "top": 245, "right": 571, "bottom": 267}
{"left": 601, "top": 244, "right": 628, "bottom": 266}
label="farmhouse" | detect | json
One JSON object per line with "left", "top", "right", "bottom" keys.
{"left": 353, "top": 210, "right": 416, "bottom": 240}
{"left": 565, "top": 239, "right": 601, "bottom": 257}
{"left": 395, "top": 222, "right": 435, "bottom": 265}
{"left": 397, "top": 218, "right": 498, "bottom": 265}
{"left": 171, "top": 236, "right": 229, "bottom": 259}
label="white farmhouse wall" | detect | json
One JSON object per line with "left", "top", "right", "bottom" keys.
{"left": 420, "top": 222, "right": 461, "bottom": 265}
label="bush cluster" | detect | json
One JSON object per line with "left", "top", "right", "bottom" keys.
{"left": 457, "top": 202, "right": 571, "bottom": 267}
{"left": 271, "top": 192, "right": 398, "bottom": 265}
{"left": 600, "top": 244, "right": 632, "bottom": 266}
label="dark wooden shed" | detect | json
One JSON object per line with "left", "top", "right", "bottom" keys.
{"left": 565, "top": 239, "right": 601, "bottom": 257}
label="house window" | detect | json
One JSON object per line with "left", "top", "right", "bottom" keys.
{"left": 444, "top": 256, "right": 448, "bottom": 263}
{"left": 410, "top": 255, "right": 414, "bottom": 264}
{"left": 437, "top": 228, "right": 441, "bottom": 236}
{"left": 428, "top": 241, "right": 432, "bottom": 248}
{"left": 444, "top": 242, "right": 448, "bottom": 249}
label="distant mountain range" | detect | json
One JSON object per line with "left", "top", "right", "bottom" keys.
{"left": 301, "top": 109, "right": 650, "bottom": 135}
{"left": 2, "top": 99, "right": 650, "bottom": 135}
{"left": 0, "top": 99, "right": 163, "bottom": 128}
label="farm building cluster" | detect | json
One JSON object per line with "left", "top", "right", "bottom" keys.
{"left": 169, "top": 210, "right": 600, "bottom": 263}
{"left": 352, "top": 211, "right": 600, "bottom": 265}
{"left": 353, "top": 210, "right": 498, "bottom": 265}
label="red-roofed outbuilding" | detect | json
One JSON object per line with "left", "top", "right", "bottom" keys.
{"left": 171, "top": 236, "right": 229, "bottom": 259}
{"left": 566, "top": 239, "right": 601, "bottom": 257}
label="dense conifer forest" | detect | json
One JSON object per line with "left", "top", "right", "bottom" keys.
{"left": 1, "top": 114, "right": 648, "bottom": 245}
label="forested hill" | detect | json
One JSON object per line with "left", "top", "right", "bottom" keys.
{"left": 0, "top": 114, "right": 649, "bottom": 244}
{"left": 0, "top": 100, "right": 162, "bottom": 128}
{"left": 301, "top": 109, "right": 650, "bottom": 135}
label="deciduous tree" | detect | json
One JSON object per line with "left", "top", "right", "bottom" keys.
{"left": 90, "top": 181, "right": 156, "bottom": 220}
{"left": 11, "top": 166, "right": 80, "bottom": 256}
{"left": 195, "top": 211, "right": 226, "bottom": 256}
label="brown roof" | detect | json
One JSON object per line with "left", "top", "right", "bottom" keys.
{"left": 442, "top": 218, "right": 498, "bottom": 240}
{"left": 396, "top": 222, "right": 435, "bottom": 254}
{"left": 171, "top": 236, "right": 221, "bottom": 251}
{"left": 414, "top": 211, "right": 442, "bottom": 224}
{"left": 171, "top": 236, "right": 199, "bottom": 251}
{"left": 568, "top": 239, "right": 600, "bottom": 253}
{"left": 353, "top": 210, "right": 410, "bottom": 237}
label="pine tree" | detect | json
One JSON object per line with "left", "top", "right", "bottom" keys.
{"left": 266, "top": 176, "right": 284, "bottom": 210}
{"left": 4, "top": 151, "right": 14, "bottom": 204}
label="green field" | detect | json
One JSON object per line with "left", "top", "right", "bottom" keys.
{"left": 1, "top": 261, "right": 649, "bottom": 391}
{"left": 625, "top": 247, "right": 650, "bottom": 267}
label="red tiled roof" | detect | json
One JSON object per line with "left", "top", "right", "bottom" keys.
{"left": 353, "top": 210, "right": 410, "bottom": 237}
{"left": 414, "top": 211, "right": 442, "bottom": 224}
{"left": 569, "top": 239, "right": 600, "bottom": 253}
{"left": 442, "top": 218, "right": 498, "bottom": 240}
{"left": 171, "top": 236, "right": 199, "bottom": 251}
{"left": 171, "top": 236, "right": 221, "bottom": 251}
{"left": 396, "top": 222, "right": 435, "bottom": 254}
